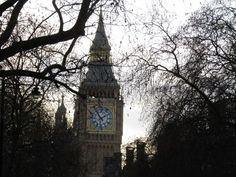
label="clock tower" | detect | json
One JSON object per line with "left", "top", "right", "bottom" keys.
{"left": 74, "top": 10, "right": 123, "bottom": 177}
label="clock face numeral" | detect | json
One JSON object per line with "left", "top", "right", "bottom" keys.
{"left": 90, "top": 107, "right": 112, "bottom": 130}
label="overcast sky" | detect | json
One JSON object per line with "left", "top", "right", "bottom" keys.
{"left": 33, "top": 0, "right": 212, "bottom": 144}
{"left": 63, "top": 0, "right": 211, "bottom": 144}
{"left": 118, "top": 0, "right": 211, "bottom": 144}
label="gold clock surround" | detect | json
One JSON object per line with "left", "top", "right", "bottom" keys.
{"left": 86, "top": 98, "right": 116, "bottom": 133}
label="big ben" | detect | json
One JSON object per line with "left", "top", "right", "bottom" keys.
{"left": 73, "top": 10, "right": 123, "bottom": 177}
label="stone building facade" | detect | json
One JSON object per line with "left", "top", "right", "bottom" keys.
{"left": 72, "top": 10, "right": 124, "bottom": 177}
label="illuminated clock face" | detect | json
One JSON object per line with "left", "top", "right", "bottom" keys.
{"left": 90, "top": 107, "right": 112, "bottom": 130}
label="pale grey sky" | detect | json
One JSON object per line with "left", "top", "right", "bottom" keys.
{"left": 63, "top": 0, "right": 210, "bottom": 144}
{"left": 28, "top": 0, "right": 211, "bottom": 144}
{"left": 117, "top": 0, "right": 210, "bottom": 144}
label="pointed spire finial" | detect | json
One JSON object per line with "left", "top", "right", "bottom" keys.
{"left": 99, "top": 4, "right": 102, "bottom": 13}
{"left": 90, "top": 6, "right": 111, "bottom": 64}
{"left": 55, "top": 94, "right": 67, "bottom": 131}
{"left": 90, "top": 9, "right": 110, "bottom": 51}
{"left": 57, "top": 98, "right": 60, "bottom": 108}
{"left": 56, "top": 94, "right": 66, "bottom": 112}
{"left": 61, "top": 94, "right": 64, "bottom": 104}
{"left": 61, "top": 94, "right": 66, "bottom": 109}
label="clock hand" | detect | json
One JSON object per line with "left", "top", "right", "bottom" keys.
{"left": 101, "top": 113, "right": 109, "bottom": 119}
{"left": 102, "top": 113, "right": 110, "bottom": 118}
{"left": 94, "top": 109, "right": 103, "bottom": 120}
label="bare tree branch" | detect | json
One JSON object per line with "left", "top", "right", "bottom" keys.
{"left": 52, "top": 0, "right": 64, "bottom": 32}
{"left": 0, "top": 0, "right": 27, "bottom": 47}
{"left": 0, "top": 0, "right": 20, "bottom": 16}
{"left": 0, "top": 0, "right": 91, "bottom": 61}
{"left": 62, "top": 37, "right": 78, "bottom": 66}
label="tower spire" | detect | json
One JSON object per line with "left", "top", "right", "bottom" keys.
{"left": 55, "top": 94, "right": 67, "bottom": 131}
{"left": 61, "top": 94, "right": 65, "bottom": 107}
{"left": 90, "top": 9, "right": 111, "bottom": 63}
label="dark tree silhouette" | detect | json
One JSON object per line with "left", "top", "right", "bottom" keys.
{"left": 2, "top": 82, "right": 53, "bottom": 177}
{"left": 0, "top": 0, "right": 124, "bottom": 93}
{"left": 124, "top": 1, "right": 236, "bottom": 176}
